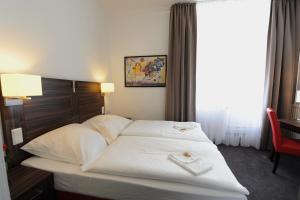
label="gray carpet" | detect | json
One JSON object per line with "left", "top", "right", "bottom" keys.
{"left": 218, "top": 145, "right": 300, "bottom": 200}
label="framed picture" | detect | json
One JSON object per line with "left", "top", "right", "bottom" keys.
{"left": 124, "top": 55, "right": 167, "bottom": 87}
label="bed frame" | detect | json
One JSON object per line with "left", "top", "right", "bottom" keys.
{"left": 0, "top": 77, "right": 107, "bottom": 200}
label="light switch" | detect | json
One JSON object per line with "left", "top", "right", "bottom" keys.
{"left": 11, "top": 128, "right": 23, "bottom": 145}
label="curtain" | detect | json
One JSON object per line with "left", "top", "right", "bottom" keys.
{"left": 196, "top": 0, "right": 271, "bottom": 149}
{"left": 261, "top": 0, "right": 300, "bottom": 149}
{"left": 165, "top": 3, "right": 197, "bottom": 122}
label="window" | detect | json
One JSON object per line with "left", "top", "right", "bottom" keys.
{"left": 196, "top": 0, "right": 271, "bottom": 148}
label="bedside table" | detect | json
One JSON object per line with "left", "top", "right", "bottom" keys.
{"left": 8, "top": 166, "right": 55, "bottom": 200}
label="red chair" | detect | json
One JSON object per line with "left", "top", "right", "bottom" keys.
{"left": 266, "top": 108, "right": 300, "bottom": 173}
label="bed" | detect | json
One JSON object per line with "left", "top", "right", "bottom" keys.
{"left": 1, "top": 78, "right": 249, "bottom": 200}
{"left": 20, "top": 122, "right": 249, "bottom": 200}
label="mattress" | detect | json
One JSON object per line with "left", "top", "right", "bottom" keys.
{"left": 22, "top": 157, "right": 247, "bottom": 200}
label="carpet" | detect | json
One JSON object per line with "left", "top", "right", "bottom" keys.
{"left": 218, "top": 145, "right": 300, "bottom": 200}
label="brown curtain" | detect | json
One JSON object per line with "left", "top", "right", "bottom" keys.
{"left": 261, "top": 0, "right": 300, "bottom": 149}
{"left": 165, "top": 3, "right": 197, "bottom": 122}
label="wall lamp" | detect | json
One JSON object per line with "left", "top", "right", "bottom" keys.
{"left": 100, "top": 82, "right": 114, "bottom": 114}
{"left": 100, "top": 82, "right": 114, "bottom": 96}
{"left": 0, "top": 74, "right": 43, "bottom": 106}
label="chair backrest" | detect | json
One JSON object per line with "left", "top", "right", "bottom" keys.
{"left": 266, "top": 108, "right": 282, "bottom": 151}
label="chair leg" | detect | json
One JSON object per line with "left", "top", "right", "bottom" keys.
{"left": 269, "top": 148, "right": 275, "bottom": 162}
{"left": 272, "top": 152, "right": 280, "bottom": 174}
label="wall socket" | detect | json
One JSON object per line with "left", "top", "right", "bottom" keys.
{"left": 11, "top": 128, "right": 23, "bottom": 145}
{"left": 5, "top": 99, "right": 23, "bottom": 106}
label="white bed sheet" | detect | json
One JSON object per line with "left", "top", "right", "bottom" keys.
{"left": 22, "top": 157, "right": 247, "bottom": 200}
{"left": 121, "top": 120, "right": 211, "bottom": 142}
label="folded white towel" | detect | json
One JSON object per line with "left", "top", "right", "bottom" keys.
{"left": 173, "top": 122, "right": 201, "bottom": 132}
{"left": 168, "top": 152, "right": 201, "bottom": 163}
{"left": 168, "top": 152, "right": 213, "bottom": 176}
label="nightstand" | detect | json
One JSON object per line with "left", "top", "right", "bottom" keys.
{"left": 8, "top": 165, "right": 55, "bottom": 200}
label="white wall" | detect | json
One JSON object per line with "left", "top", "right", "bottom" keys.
{"left": 0, "top": 0, "right": 111, "bottom": 82}
{"left": 102, "top": 0, "right": 176, "bottom": 120}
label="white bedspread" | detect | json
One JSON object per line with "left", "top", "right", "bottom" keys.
{"left": 121, "top": 120, "right": 211, "bottom": 142}
{"left": 84, "top": 136, "right": 249, "bottom": 196}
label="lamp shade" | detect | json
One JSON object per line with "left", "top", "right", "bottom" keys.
{"left": 0, "top": 74, "right": 42, "bottom": 97}
{"left": 101, "top": 83, "right": 114, "bottom": 93}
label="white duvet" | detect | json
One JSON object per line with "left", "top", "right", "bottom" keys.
{"left": 83, "top": 136, "right": 249, "bottom": 196}
{"left": 121, "top": 120, "right": 211, "bottom": 143}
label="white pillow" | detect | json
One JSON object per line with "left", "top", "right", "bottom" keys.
{"left": 83, "top": 114, "right": 132, "bottom": 144}
{"left": 21, "top": 124, "right": 107, "bottom": 168}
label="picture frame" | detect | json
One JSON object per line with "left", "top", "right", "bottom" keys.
{"left": 124, "top": 55, "right": 167, "bottom": 87}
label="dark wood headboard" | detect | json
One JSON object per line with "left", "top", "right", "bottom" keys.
{"left": 76, "top": 81, "right": 103, "bottom": 122}
{"left": 0, "top": 77, "right": 104, "bottom": 168}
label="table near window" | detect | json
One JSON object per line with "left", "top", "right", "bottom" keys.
{"left": 279, "top": 119, "right": 300, "bottom": 135}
